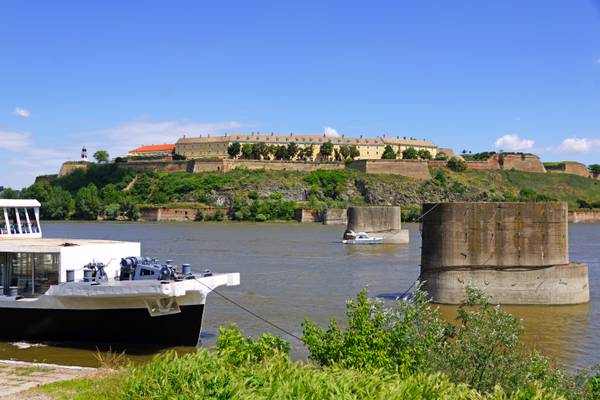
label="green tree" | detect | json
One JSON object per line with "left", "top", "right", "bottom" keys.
{"left": 241, "top": 144, "right": 253, "bottom": 159}
{"left": 589, "top": 164, "right": 600, "bottom": 175}
{"left": 286, "top": 142, "right": 299, "bottom": 160}
{"left": 120, "top": 196, "right": 140, "bottom": 221}
{"left": 74, "top": 184, "right": 101, "bottom": 220}
{"left": 417, "top": 149, "right": 432, "bottom": 160}
{"left": 259, "top": 142, "right": 270, "bottom": 160}
{"left": 0, "top": 188, "right": 19, "bottom": 199}
{"left": 320, "top": 141, "right": 334, "bottom": 160}
{"left": 349, "top": 145, "right": 360, "bottom": 159}
{"left": 45, "top": 187, "right": 74, "bottom": 219}
{"left": 227, "top": 142, "right": 241, "bottom": 159}
{"left": 381, "top": 145, "right": 396, "bottom": 159}
{"left": 435, "top": 151, "right": 448, "bottom": 161}
{"left": 251, "top": 143, "right": 262, "bottom": 160}
{"left": 402, "top": 147, "right": 418, "bottom": 159}
{"left": 274, "top": 145, "right": 288, "bottom": 160}
{"left": 447, "top": 157, "right": 467, "bottom": 172}
{"left": 93, "top": 150, "right": 110, "bottom": 163}
{"left": 334, "top": 148, "right": 342, "bottom": 161}
{"left": 304, "top": 145, "right": 315, "bottom": 160}
{"left": 340, "top": 145, "right": 351, "bottom": 160}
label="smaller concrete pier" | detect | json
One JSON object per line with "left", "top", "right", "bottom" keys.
{"left": 419, "top": 202, "right": 589, "bottom": 305}
{"left": 344, "top": 206, "right": 409, "bottom": 244}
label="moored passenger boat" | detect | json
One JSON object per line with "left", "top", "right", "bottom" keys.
{"left": 0, "top": 200, "right": 239, "bottom": 346}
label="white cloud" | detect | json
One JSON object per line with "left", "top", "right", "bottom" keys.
{"left": 79, "top": 119, "right": 243, "bottom": 157}
{"left": 14, "top": 107, "right": 31, "bottom": 117}
{"left": 0, "top": 130, "right": 31, "bottom": 150}
{"left": 0, "top": 118, "right": 244, "bottom": 189}
{"left": 323, "top": 127, "right": 340, "bottom": 137}
{"left": 494, "top": 134, "right": 534, "bottom": 151}
{"left": 557, "top": 137, "right": 600, "bottom": 153}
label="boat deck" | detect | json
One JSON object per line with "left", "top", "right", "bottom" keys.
{"left": 0, "top": 238, "right": 138, "bottom": 253}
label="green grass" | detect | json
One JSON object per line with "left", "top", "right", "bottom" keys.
{"left": 31, "top": 351, "right": 561, "bottom": 400}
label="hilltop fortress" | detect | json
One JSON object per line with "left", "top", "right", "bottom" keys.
{"left": 175, "top": 133, "right": 440, "bottom": 161}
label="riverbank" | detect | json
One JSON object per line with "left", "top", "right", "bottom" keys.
{"left": 15, "top": 165, "right": 600, "bottom": 223}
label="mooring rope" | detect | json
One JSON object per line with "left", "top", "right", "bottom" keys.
{"left": 193, "top": 277, "right": 305, "bottom": 343}
{"left": 189, "top": 204, "right": 439, "bottom": 343}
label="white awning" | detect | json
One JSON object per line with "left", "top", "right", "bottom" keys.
{"left": 0, "top": 199, "right": 41, "bottom": 208}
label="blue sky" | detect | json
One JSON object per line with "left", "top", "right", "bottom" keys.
{"left": 1, "top": 1, "right": 600, "bottom": 188}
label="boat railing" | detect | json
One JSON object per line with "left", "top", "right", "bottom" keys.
{"left": 0, "top": 200, "right": 42, "bottom": 239}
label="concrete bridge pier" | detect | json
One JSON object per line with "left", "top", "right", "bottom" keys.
{"left": 419, "top": 202, "right": 589, "bottom": 305}
{"left": 344, "top": 207, "right": 409, "bottom": 244}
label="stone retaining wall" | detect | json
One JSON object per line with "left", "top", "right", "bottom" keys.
{"left": 295, "top": 208, "right": 322, "bottom": 223}
{"left": 140, "top": 207, "right": 226, "bottom": 221}
{"left": 568, "top": 211, "right": 600, "bottom": 223}
{"left": 348, "top": 160, "right": 431, "bottom": 179}
{"left": 322, "top": 208, "right": 348, "bottom": 225}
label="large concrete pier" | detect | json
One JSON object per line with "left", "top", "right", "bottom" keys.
{"left": 420, "top": 202, "right": 589, "bottom": 305}
{"left": 344, "top": 206, "right": 409, "bottom": 244}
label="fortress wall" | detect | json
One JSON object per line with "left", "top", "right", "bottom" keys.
{"left": 348, "top": 160, "right": 431, "bottom": 179}
{"left": 322, "top": 208, "right": 348, "bottom": 225}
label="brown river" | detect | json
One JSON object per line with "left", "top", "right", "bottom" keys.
{"left": 0, "top": 221, "right": 597, "bottom": 372}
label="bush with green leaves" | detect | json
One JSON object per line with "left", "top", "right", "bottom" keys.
{"left": 435, "top": 151, "right": 449, "bottom": 161}
{"left": 401, "top": 147, "right": 418, "bottom": 159}
{"left": 303, "top": 285, "right": 579, "bottom": 397}
{"left": 448, "top": 157, "right": 467, "bottom": 172}
{"left": 304, "top": 169, "right": 352, "bottom": 200}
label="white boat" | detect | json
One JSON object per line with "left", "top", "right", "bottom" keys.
{"left": 0, "top": 199, "right": 239, "bottom": 346}
{"left": 342, "top": 231, "right": 384, "bottom": 244}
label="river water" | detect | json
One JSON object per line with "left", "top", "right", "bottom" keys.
{"left": 0, "top": 222, "right": 598, "bottom": 371}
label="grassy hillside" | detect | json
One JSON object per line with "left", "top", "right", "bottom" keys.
{"left": 12, "top": 164, "right": 600, "bottom": 221}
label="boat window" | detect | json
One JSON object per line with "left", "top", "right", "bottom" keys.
{"left": 2, "top": 252, "right": 60, "bottom": 296}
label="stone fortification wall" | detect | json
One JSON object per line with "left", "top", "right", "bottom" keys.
{"left": 428, "top": 154, "right": 545, "bottom": 173}
{"left": 140, "top": 206, "right": 225, "bottom": 221}
{"left": 492, "top": 154, "right": 546, "bottom": 173}
{"left": 59, "top": 162, "right": 89, "bottom": 176}
{"left": 348, "top": 160, "right": 431, "bottom": 180}
{"left": 322, "top": 208, "right": 348, "bottom": 225}
{"left": 295, "top": 208, "right": 322, "bottom": 223}
{"left": 420, "top": 202, "right": 589, "bottom": 305}
{"left": 569, "top": 211, "right": 600, "bottom": 223}
{"left": 345, "top": 206, "right": 409, "bottom": 243}
{"left": 225, "top": 160, "right": 344, "bottom": 172}
{"left": 546, "top": 162, "right": 590, "bottom": 178}
{"left": 116, "top": 160, "right": 193, "bottom": 173}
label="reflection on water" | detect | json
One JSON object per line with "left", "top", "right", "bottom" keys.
{"left": 0, "top": 221, "right": 597, "bottom": 371}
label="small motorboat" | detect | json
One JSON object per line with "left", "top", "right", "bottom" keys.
{"left": 342, "top": 231, "right": 384, "bottom": 244}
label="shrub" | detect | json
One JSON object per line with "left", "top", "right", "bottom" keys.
{"left": 213, "top": 209, "right": 225, "bottom": 221}
{"left": 304, "top": 170, "right": 351, "bottom": 200}
{"left": 435, "top": 151, "right": 449, "bottom": 161}
{"left": 303, "top": 286, "right": 574, "bottom": 396}
{"left": 417, "top": 149, "right": 432, "bottom": 160}
{"left": 255, "top": 213, "right": 267, "bottom": 222}
{"left": 194, "top": 210, "right": 204, "bottom": 221}
{"left": 447, "top": 157, "right": 467, "bottom": 172}
{"left": 402, "top": 147, "right": 418, "bottom": 159}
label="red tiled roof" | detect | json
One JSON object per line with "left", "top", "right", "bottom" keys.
{"left": 129, "top": 144, "right": 175, "bottom": 153}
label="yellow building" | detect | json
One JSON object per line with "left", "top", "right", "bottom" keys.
{"left": 175, "top": 133, "right": 438, "bottom": 160}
